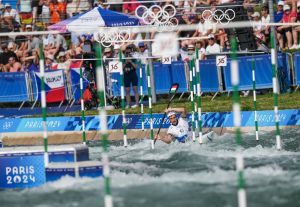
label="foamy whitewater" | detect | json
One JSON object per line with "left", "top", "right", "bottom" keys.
{"left": 1, "top": 128, "right": 300, "bottom": 207}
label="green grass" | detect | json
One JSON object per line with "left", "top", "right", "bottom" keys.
{"left": 41, "top": 90, "right": 300, "bottom": 117}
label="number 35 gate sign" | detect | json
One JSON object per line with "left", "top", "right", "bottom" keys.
{"left": 0, "top": 152, "right": 45, "bottom": 188}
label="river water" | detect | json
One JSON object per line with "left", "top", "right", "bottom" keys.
{"left": 1, "top": 128, "right": 300, "bottom": 207}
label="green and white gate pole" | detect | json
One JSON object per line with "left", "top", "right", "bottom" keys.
{"left": 146, "top": 63, "right": 154, "bottom": 149}
{"left": 192, "top": 61, "right": 198, "bottom": 131}
{"left": 270, "top": 31, "right": 281, "bottom": 150}
{"left": 230, "top": 38, "right": 247, "bottom": 207}
{"left": 119, "top": 49, "right": 128, "bottom": 147}
{"left": 251, "top": 56, "right": 259, "bottom": 141}
{"left": 268, "top": 0, "right": 281, "bottom": 151}
{"left": 95, "top": 46, "right": 113, "bottom": 207}
{"left": 39, "top": 44, "right": 49, "bottom": 167}
{"left": 79, "top": 67, "right": 87, "bottom": 145}
{"left": 139, "top": 60, "right": 145, "bottom": 131}
{"left": 195, "top": 49, "right": 203, "bottom": 144}
{"left": 189, "top": 60, "right": 196, "bottom": 142}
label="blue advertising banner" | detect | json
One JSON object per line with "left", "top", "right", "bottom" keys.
{"left": 0, "top": 109, "right": 299, "bottom": 133}
{"left": 0, "top": 154, "right": 45, "bottom": 188}
{"left": 0, "top": 72, "right": 29, "bottom": 103}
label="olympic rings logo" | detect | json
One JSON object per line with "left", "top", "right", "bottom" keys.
{"left": 135, "top": 5, "right": 178, "bottom": 32}
{"left": 202, "top": 9, "right": 235, "bottom": 25}
{"left": 93, "top": 29, "right": 131, "bottom": 48}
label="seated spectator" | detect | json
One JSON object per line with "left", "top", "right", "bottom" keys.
{"left": 275, "top": 1, "right": 284, "bottom": 23}
{"left": 56, "top": 51, "right": 70, "bottom": 71}
{"left": 277, "top": 4, "right": 297, "bottom": 49}
{"left": 17, "top": 0, "right": 32, "bottom": 25}
{"left": 6, "top": 56, "right": 22, "bottom": 72}
{"left": 3, "top": 3, "right": 20, "bottom": 28}
{"left": 292, "top": 1, "right": 300, "bottom": 49}
{"left": 187, "top": 44, "right": 195, "bottom": 61}
{"left": 45, "top": 54, "right": 55, "bottom": 70}
{"left": 0, "top": 43, "right": 18, "bottom": 66}
{"left": 205, "top": 34, "right": 221, "bottom": 54}
{"left": 22, "top": 51, "right": 39, "bottom": 71}
{"left": 193, "top": 13, "right": 213, "bottom": 40}
{"left": 251, "top": 12, "right": 266, "bottom": 42}
{"left": 261, "top": 6, "right": 270, "bottom": 38}
{"left": 122, "top": 0, "right": 140, "bottom": 15}
{"left": 247, "top": 7, "right": 254, "bottom": 21}
{"left": 195, "top": 40, "right": 206, "bottom": 60}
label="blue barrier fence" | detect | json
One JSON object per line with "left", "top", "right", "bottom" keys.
{"left": 223, "top": 53, "right": 290, "bottom": 91}
{"left": 0, "top": 53, "right": 299, "bottom": 103}
{"left": 294, "top": 53, "right": 300, "bottom": 86}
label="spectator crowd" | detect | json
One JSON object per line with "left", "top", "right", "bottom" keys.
{"left": 0, "top": 0, "right": 300, "bottom": 74}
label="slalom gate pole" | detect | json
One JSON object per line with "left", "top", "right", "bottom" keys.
{"left": 39, "top": 44, "right": 49, "bottom": 167}
{"left": 189, "top": 60, "right": 196, "bottom": 142}
{"left": 95, "top": 46, "right": 113, "bottom": 207}
{"left": 230, "top": 38, "right": 247, "bottom": 207}
{"left": 119, "top": 49, "right": 128, "bottom": 147}
{"left": 192, "top": 61, "right": 198, "bottom": 130}
{"left": 195, "top": 49, "right": 203, "bottom": 144}
{"left": 251, "top": 56, "right": 259, "bottom": 141}
{"left": 270, "top": 30, "right": 281, "bottom": 150}
{"left": 79, "top": 67, "right": 87, "bottom": 145}
{"left": 139, "top": 60, "right": 145, "bottom": 131}
{"left": 146, "top": 63, "right": 154, "bottom": 149}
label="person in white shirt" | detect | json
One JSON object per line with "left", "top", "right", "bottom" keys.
{"left": 205, "top": 34, "right": 221, "bottom": 54}
{"left": 133, "top": 42, "right": 148, "bottom": 65}
{"left": 155, "top": 108, "right": 190, "bottom": 144}
{"left": 3, "top": 3, "right": 20, "bottom": 25}
{"left": 261, "top": 6, "right": 270, "bottom": 34}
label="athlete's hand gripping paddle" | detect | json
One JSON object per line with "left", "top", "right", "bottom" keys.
{"left": 154, "top": 83, "right": 179, "bottom": 144}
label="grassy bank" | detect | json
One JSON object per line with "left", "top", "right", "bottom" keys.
{"left": 47, "top": 91, "right": 300, "bottom": 117}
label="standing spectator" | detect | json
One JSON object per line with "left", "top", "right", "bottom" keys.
{"left": 41, "top": 0, "right": 51, "bottom": 27}
{"left": 292, "top": 1, "right": 300, "bottom": 49}
{"left": 17, "top": 0, "right": 32, "bottom": 25}
{"left": 123, "top": 46, "right": 139, "bottom": 108}
{"left": 75, "top": 0, "right": 91, "bottom": 13}
{"left": 277, "top": 4, "right": 297, "bottom": 49}
{"left": 122, "top": 0, "right": 140, "bottom": 15}
{"left": 66, "top": 0, "right": 77, "bottom": 17}
{"left": 31, "top": 0, "right": 40, "bottom": 24}
{"left": 49, "top": 0, "right": 65, "bottom": 24}
{"left": 205, "top": 34, "right": 221, "bottom": 54}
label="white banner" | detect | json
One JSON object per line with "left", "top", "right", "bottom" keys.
{"left": 216, "top": 55, "right": 227, "bottom": 67}
{"left": 109, "top": 61, "right": 123, "bottom": 73}
{"left": 37, "top": 70, "right": 64, "bottom": 88}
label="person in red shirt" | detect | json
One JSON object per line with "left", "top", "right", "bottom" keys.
{"left": 276, "top": 4, "right": 297, "bottom": 49}
{"left": 122, "top": 0, "right": 140, "bottom": 15}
